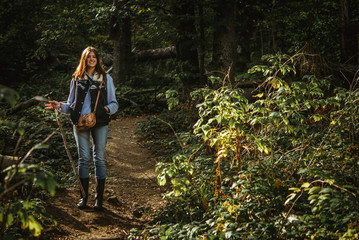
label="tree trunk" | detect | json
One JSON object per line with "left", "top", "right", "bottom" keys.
{"left": 112, "top": 40, "right": 120, "bottom": 86}
{"left": 212, "top": 0, "right": 238, "bottom": 82}
{"left": 173, "top": 0, "right": 200, "bottom": 94}
{"left": 119, "top": 16, "right": 132, "bottom": 83}
{"left": 197, "top": 2, "right": 205, "bottom": 76}
{"left": 271, "top": 0, "right": 278, "bottom": 52}
{"left": 110, "top": 0, "right": 132, "bottom": 85}
{"left": 339, "top": 0, "right": 359, "bottom": 65}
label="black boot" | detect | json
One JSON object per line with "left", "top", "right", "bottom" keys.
{"left": 77, "top": 178, "right": 89, "bottom": 210}
{"left": 94, "top": 178, "right": 105, "bottom": 211}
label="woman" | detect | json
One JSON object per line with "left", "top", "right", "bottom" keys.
{"left": 45, "top": 46, "right": 118, "bottom": 211}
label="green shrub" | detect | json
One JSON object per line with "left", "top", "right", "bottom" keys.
{"left": 130, "top": 53, "right": 359, "bottom": 240}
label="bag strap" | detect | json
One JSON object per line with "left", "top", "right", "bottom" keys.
{"left": 93, "top": 80, "right": 103, "bottom": 113}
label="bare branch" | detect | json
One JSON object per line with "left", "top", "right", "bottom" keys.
{"left": 7, "top": 93, "right": 52, "bottom": 114}
{"left": 51, "top": 106, "right": 85, "bottom": 196}
{"left": 5, "top": 131, "right": 56, "bottom": 185}
{"left": 0, "top": 178, "right": 29, "bottom": 199}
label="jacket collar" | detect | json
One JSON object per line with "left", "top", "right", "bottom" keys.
{"left": 80, "top": 72, "right": 103, "bottom": 82}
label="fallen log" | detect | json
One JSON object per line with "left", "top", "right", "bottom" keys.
{"left": 118, "top": 96, "right": 139, "bottom": 107}
{"left": 132, "top": 46, "right": 176, "bottom": 62}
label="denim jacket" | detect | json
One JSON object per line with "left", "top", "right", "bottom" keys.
{"left": 60, "top": 73, "right": 118, "bottom": 126}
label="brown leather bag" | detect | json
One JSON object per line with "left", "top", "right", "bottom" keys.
{"left": 76, "top": 81, "right": 103, "bottom": 131}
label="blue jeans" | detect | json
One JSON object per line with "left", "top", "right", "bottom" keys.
{"left": 73, "top": 125, "right": 108, "bottom": 179}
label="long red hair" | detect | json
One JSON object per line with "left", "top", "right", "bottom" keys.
{"left": 73, "top": 46, "right": 107, "bottom": 82}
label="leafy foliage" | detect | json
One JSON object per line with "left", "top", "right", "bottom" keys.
{"left": 1, "top": 0, "right": 358, "bottom": 238}
{"left": 1, "top": 164, "right": 58, "bottom": 238}
{"left": 130, "top": 53, "right": 359, "bottom": 239}
{"left": 0, "top": 86, "right": 61, "bottom": 238}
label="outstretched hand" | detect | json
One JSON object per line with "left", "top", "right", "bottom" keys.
{"left": 45, "top": 100, "right": 61, "bottom": 110}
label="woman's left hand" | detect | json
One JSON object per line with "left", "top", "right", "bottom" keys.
{"left": 45, "top": 100, "right": 61, "bottom": 110}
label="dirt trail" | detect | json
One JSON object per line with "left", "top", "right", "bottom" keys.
{"left": 43, "top": 115, "right": 165, "bottom": 240}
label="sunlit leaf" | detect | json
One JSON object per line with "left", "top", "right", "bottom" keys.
{"left": 28, "top": 216, "right": 43, "bottom": 237}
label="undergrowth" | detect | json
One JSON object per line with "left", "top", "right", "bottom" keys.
{"left": 0, "top": 67, "right": 173, "bottom": 238}
{"left": 130, "top": 53, "right": 359, "bottom": 240}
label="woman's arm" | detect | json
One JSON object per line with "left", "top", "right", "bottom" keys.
{"left": 45, "top": 79, "right": 75, "bottom": 113}
{"left": 104, "top": 74, "right": 119, "bottom": 114}
{"left": 58, "top": 79, "right": 76, "bottom": 114}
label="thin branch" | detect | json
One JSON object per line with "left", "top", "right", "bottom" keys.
{"left": 222, "top": 65, "right": 232, "bottom": 88}
{"left": 0, "top": 178, "right": 29, "bottom": 199}
{"left": 312, "top": 180, "right": 357, "bottom": 198}
{"left": 18, "top": 132, "right": 56, "bottom": 166}
{"left": 255, "top": 52, "right": 302, "bottom": 94}
{"left": 51, "top": 105, "right": 85, "bottom": 196}
{"left": 276, "top": 138, "right": 312, "bottom": 164}
{"left": 13, "top": 134, "right": 24, "bottom": 157}
{"left": 278, "top": 190, "right": 303, "bottom": 233}
{"left": 118, "top": 96, "right": 140, "bottom": 107}
{"left": 155, "top": 116, "right": 185, "bottom": 154}
{"left": 6, "top": 131, "right": 56, "bottom": 185}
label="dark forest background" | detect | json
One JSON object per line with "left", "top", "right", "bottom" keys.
{"left": 1, "top": 0, "right": 359, "bottom": 239}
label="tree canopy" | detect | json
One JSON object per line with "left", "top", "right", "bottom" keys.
{"left": 1, "top": 0, "right": 358, "bottom": 86}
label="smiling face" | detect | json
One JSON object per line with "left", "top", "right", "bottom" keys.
{"left": 86, "top": 51, "right": 97, "bottom": 69}
{"left": 74, "top": 46, "right": 106, "bottom": 80}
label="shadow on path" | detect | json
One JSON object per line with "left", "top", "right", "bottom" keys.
{"left": 42, "top": 116, "right": 165, "bottom": 240}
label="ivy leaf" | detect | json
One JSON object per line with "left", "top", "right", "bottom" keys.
{"left": 285, "top": 192, "right": 297, "bottom": 205}
{"left": 28, "top": 216, "right": 43, "bottom": 237}
{"left": 225, "top": 230, "right": 233, "bottom": 239}
{"left": 229, "top": 119, "right": 236, "bottom": 128}
{"left": 312, "top": 114, "right": 323, "bottom": 122}
{"left": 308, "top": 186, "right": 321, "bottom": 194}
{"left": 253, "top": 93, "right": 264, "bottom": 98}
{"left": 6, "top": 213, "right": 14, "bottom": 227}
{"left": 33, "top": 172, "right": 58, "bottom": 196}
{"left": 269, "top": 111, "right": 281, "bottom": 119}
{"left": 157, "top": 173, "right": 166, "bottom": 186}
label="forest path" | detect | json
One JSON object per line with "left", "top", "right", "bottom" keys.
{"left": 43, "top": 115, "right": 165, "bottom": 240}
